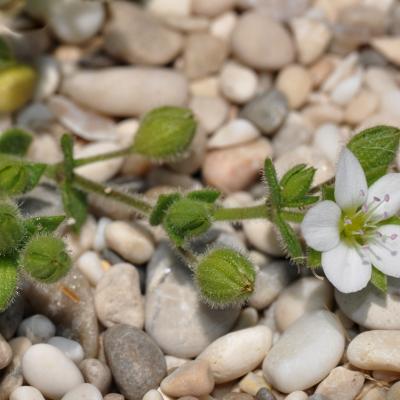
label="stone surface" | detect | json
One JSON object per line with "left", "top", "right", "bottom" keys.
{"left": 0, "top": 296, "right": 24, "bottom": 340}
{"left": 47, "top": 337, "right": 84, "bottom": 364}
{"left": 0, "top": 334, "right": 12, "bottom": 370}
{"left": 371, "top": 37, "right": 400, "bottom": 66}
{"left": 76, "top": 251, "right": 104, "bottom": 287}
{"left": 284, "top": 392, "right": 307, "bottom": 400}
{"left": 61, "top": 383, "right": 103, "bottom": 400}
{"left": 10, "top": 386, "right": 45, "bottom": 400}
{"left": 17, "top": 315, "right": 55, "bottom": 344}
{"left": 239, "top": 372, "right": 269, "bottom": 396}
{"left": 192, "top": 0, "right": 236, "bottom": 17}
{"left": 388, "top": 381, "right": 400, "bottom": 400}
{"left": 79, "top": 358, "right": 112, "bottom": 395}
{"left": 312, "top": 123, "right": 341, "bottom": 164}
{"left": 263, "top": 311, "right": 345, "bottom": 393}
{"left": 104, "top": 324, "right": 166, "bottom": 400}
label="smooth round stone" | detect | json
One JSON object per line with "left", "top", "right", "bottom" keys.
{"left": 232, "top": 12, "right": 294, "bottom": 70}
{"left": 104, "top": 395, "right": 124, "bottom": 400}
{"left": 147, "top": 0, "right": 191, "bottom": 16}
{"left": 239, "top": 372, "right": 269, "bottom": 396}
{"left": 95, "top": 263, "right": 145, "bottom": 329}
{"left": 79, "top": 358, "right": 112, "bottom": 395}
{"left": 347, "top": 330, "right": 400, "bottom": 372}
{"left": 198, "top": 326, "right": 272, "bottom": 384}
{"left": 61, "top": 67, "right": 188, "bottom": 117}
{"left": 10, "top": 386, "right": 45, "bottom": 400}
{"left": 275, "top": 277, "right": 334, "bottom": 332}
{"left": 47, "top": 337, "right": 84, "bottom": 364}
{"left": 104, "top": 1, "right": 182, "bottom": 66}
{"left": 335, "top": 278, "right": 400, "bottom": 330}
{"left": 210, "top": 11, "right": 237, "bottom": 41}
{"left": 192, "top": 0, "right": 235, "bottom": 16}
{"left": 18, "top": 315, "right": 55, "bottom": 344}
{"left": 330, "top": 70, "right": 363, "bottom": 106}
{"left": 256, "top": 388, "right": 276, "bottom": 400}
{"left": 240, "top": 90, "right": 288, "bottom": 135}
{"left": 104, "top": 324, "right": 166, "bottom": 400}
{"left": 0, "top": 334, "right": 12, "bottom": 369}
{"left": 344, "top": 89, "right": 379, "bottom": 125}
{"left": 61, "top": 383, "right": 102, "bottom": 400}
{"left": 263, "top": 311, "right": 345, "bottom": 393}
{"left": 145, "top": 243, "right": 240, "bottom": 358}
{"left": 34, "top": 56, "right": 60, "bottom": 101}
{"left": 76, "top": 251, "right": 104, "bottom": 286}
{"left": 388, "top": 381, "right": 400, "bottom": 400}
{"left": 284, "top": 392, "right": 308, "bottom": 400}
{"left": 22, "top": 344, "right": 84, "bottom": 399}
{"left": 143, "top": 389, "right": 163, "bottom": 400}
{"left": 313, "top": 123, "right": 341, "bottom": 164}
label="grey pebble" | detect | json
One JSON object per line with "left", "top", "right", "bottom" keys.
{"left": 79, "top": 358, "right": 112, "bottom": 395}
{"left": 223, "top": 394, "right": 254, "bottom": 400}
{"left": 0, "top": 296, "right": 24, "bottom": 340}
{"left": 256, "top": 388, "right": 276, "bottom": 400}
{"left": 308, "top": 395, "right": 331, "bottom": 400}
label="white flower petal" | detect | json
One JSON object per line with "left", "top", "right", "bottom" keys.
{"left": 301, "top": 200, "right": 341, "bottom": 251}
{"left": 334, "top": 148, "right": 368, "bottom": 212}
{"left": 367, "top": 225, "right": 400, "bottom": 278}
{"left": 322, "top": 241, "right": 371, "bottom": 293}
{"left": 366, "top": 173, "right": 400, "bottom": 221}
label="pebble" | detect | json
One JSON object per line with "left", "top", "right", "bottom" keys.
{"left": 198, "top": 326, "right": 272, "bottom": 384}
{"left": 253, "top": 0, "right": 310, "bottom": 22}
{"left": 371, "top": 37, "right": 400, "bottom": 66}
{"left": 240, "top": 90, "right": 288, "bottom": 135}
{"left": 208, "top": 119, "right": 260, "bottom": 149}
{"left": 10, "top": 386, "right": 45, "bottom": 400}
{"left": 184, "top": 33, "right": 228, "bottom": 79}
{"left": 263, "top": 311, "right": 345, "bottom": 393}
{"left": 315, "top": 367, "right": 365, "bottom": 400}
{"left": 104, "top": 395, "right": 125, "bottom": 400}
{"left": 0, "top": 334, "right": 12, "bottom": 369}
{"left": 275, "top": 277, "right": 334, "bottom": 332}
{"left": 105, "top": 222, "right": 154, "bottom": 264}
{"left": 233, "top": 307, "right": 258, "bottom": 330}
{"left": 104, "top": 324, "right": 166, "bottom": 400}
{"left": 76, "top": 251, "right": 105, "bottom": 286}
{"left": 190, "top": 76, "right": 219, "bottom": 97}
{"left": 276, "top": 65, "right": 312, "bottom": 109}
{"left": 210, "top": 11, "right": 237, "bottom": 42}
{"left": 0, "top": 296, "right": 24, "bottom": 340}
{"left": 330, "top": 70, "right": 363, "bottom": 106}
{"left": 302, "top": 103, "right": 344, "bottom": 127}
{"left": 104, "top": 1, "right": 183, "bottom": 66}
{"left": 79, "top": 358, "right": 112, "bottom": 395}
{"left": 61, "top": 383, "right": 103, "bottom": 400}
{"left": 313, "top": 123, "right": 341, "bottom": 164}
{"left": 256, "top": 388, "right": 276, "bottom": 400}
{"left": 95, "top": 263, "right": 145, "bottom": 329}
{"left": 61, "top": 67, "right": 188, "bottom": 117}
{"left": 239, "top": 372, "right": 269, "bottom": 396}
{"left": 147, "top": 0, "right": 191, "bottom": 16}
{"left": 284, "top": 392, "right": 307, "bottom": 400}
{"left": 143, "top": 389, "right": 163, "bottom": 400}
{"left": 34, "top": 56, "right": 60, "bottom": 100}
{"left": 17, "top": 315, "right": 56, "bottom": 344}
{"left": 145, "top": 243, "right": 240, "bottom": 358}
{"left": 192, "top": 0, "right": 235, "bottom": 16}
{"left": 203, "top": 138, "right": 273, "bottom": 193}
{"left": 161, "top": 360, "right": 214, "bottom": 397}
{"left": 219, "top": 62, "right": 258, "bottom": 104}
{"left": 347, "top": 330, "right": 400, "bottom": 372}
{"left": 388, "top": 381, "right": 400, "bottom": 400}
{"left": 22, "top": 344, "right": 84, "bottom": 399}
{"left": 232, "top": 12, "right": 295, "bottom": 70}
{"left": 335, "top": 278, "right": 400, "bottom": 330}
{"left": 47, "top": 337, "right": 84, "bottom": 364}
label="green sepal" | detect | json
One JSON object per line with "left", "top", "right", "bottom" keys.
{"left": 347, "top": 125, "right": 400, "bottom": 185}
{"left": 280, "top": 164, "right": 316, "bottom": 202}
{"left": 264, "top": 158, "right": 281, "bottom": 208}
{"left": 282, "top": 196, "right": 319, "bottom": 208}
{"left": 61, "top": 182, "right": 87, "bottom": 233}
{"left": 321, "top": 185, "right": 335, "bottom": 201}
{"left": 186, "top": 188, "right": 221, "bottom": 204}
{"left": 307, "top": 247, "right": 322, "bottom": 269}
{"left": 24, "top": 215, "right": 65, "bottom": 239}
{"left": 195, "top": 247, "right": 256, "bottom": 307}
{"left": 378, "top": 216, "right": 400, "bottom": 226}
{"left": 0, "top": 128, "right": 32, "bottom": 156}
{"left": 371, "top": 266, "right": 388, "bottom": 293}
{"left": 0, "top": 255, "right": 18, "bottom": 312}
{"left": 149, "top": 193, "right": 181, "bottom": 226}
{"left": 60, "top": 134, "right": 75, "bottom": 181}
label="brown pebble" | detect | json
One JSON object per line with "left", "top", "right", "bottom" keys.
{"left": 104, "top": 394, "right": 125, "bottom": 400}
{"left": 223, "top": 394, "right": 254, "bottom": 400}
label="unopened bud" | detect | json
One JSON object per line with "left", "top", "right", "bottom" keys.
{"left": 0, "top": 201, "right": 25, "bottom": 254}
{"left": 0, "top": 256, "right": 18, "bottom": 311}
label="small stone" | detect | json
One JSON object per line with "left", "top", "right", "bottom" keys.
{"left": 240, "top": 90, "right": 288, "bottom": 135}
{"left": 143, "top": 389, "right": 163, "bottom": 400}
{"left": 192, "top": 0, "right": 235, "bottom": 16}
{"left": 61, "top": 383, "right": 102, "bottom": 400}
{"left": 232, "top": 12, "right": 295, "bottom": 70}
{"left": 210, "top": 11, "right": 237, "bottom": 41}
{"left": 302, "top": 103, "right": 344, "bottom": 127}
{"left": 388, "top": 381, "right": 400, "bottom": 400}
{"left": 313, "top": 123, "right": 341, "bottom": 164}
{"left": 104, "top": 395, "right": 125, "bottom": 400}
{"left": 263, "top": 311, "right": 345, "bottom": 393}
{"left": 309, "top": 56, "right": 335, "bottom": 88}
{"left": 276, "top": 65, "right": 312, "bottom": 109}
{"left": 105, "top": 222, "right": 154, "bottom": 265}
{"left": 79, "top": 358, "right": 112, "bottom": 395}
{"left": 47, "top": 337, "right": 84, "bottom": 364}
{"left": 308, "top": 395, "right": 330, "bottom": 400}
{"left": 223, "top": 394, "right": 253, "bottom": 400}
{"left": 34, "top": 56, "right": 60, "bottom": 101}
{"left": 275, "top": 277, "right": 334, "bottom": 332}
{"left": 208, "top": 119, "right": 260, "bottom": 149}
{"left": 161, "top": 360, "right": 214, "bottom": 397}
{"left": 233, "top": 307, "right": 258, "bottom": 330}
{"left": 95, "top": 263, "right": 145, "bottom": 329}
{"left": 198, "top": 326, "right": 272, "bottom": 384}
{"left": 347, "top": 330, "right": 400, "bottom": 372}
{"left": 9, "top": 338, "right": 32, "bottom": 358}
{"left": 239, "top": 372, "right": 269, "bottom": 396}
{"left": 76, "top": 251, "right": 104, "bottom": 286}
{"left": 256, "top": 388, "right": 276, "bottom": 400}
{"left": 104, "top": 324, "right": 167, "bottom": 400}
{"left": 27, "top": 133, "right": 62, "bottom": 164}
{"left": 315, "top": 367, "right": 365, "bottom": 400}
{"left": 0, "top": 334, "right": 12, "bottom": 369}
{"left": 330, "top": 70, "right": 363, "bottom": 106}
{"left": 184, "top": 33, "right": 228, "bottom": 79}
{"left": 190, "top": 76, "right": 219, "bottom": 97}
{"left": 22, "top": 344, "right": 84, "bottom": 399}
{"left": 203, "top": 138, "right": 273, "bottom": 193}
{"left": 17, "top": 315, "right": 55, "bottom": 344}
{"left": 284, "top": 392, "right": 307, "bottom": 400}
{"left": 104, "top": 1, "right": 183, "bottom": 66}
{"left": 10, "top": 386, "right": 45, "bottom": 400}
{"left": 147, "top": 0, "right": 191, "bottom": 16}
{"left": 219, "top": 62, "right": 258, "bottom": 104}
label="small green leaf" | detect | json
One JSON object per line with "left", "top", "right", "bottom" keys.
{"left": 149, "top": 193, "right": 181, "bottom": 226}
{"left": 280, "top": 164, "right": 316, "bottom": 204}
{"left": 0, "top": 128, "right": 32, "bottom": 156}
{"left": 25, "top": 163, "right": 46, "bottom": 191}
{"left": 322, "top": 185, "right": 335, "bottom": 201}
{"left": 264, "top": 158, "right": 281, "bottom": 208}
{"left": 347, "top": 125, "right": 400, "bottom": 185}
{"left": 61, "top": 182, "right": 87, "bottom": 232}
{"left": 282, "top": 196, "right": 319, "bottom": 208}
{"left": 186, "top": 188, "right": 220, "bottom": 203}
{"left": 371, "top": 266, "right": 388, "bottom": 293}
{"left": 307, "top": 247, "right": 322, "bottom": 269}
{"left": 60, "top": 134, "right": 75, "bottom": 181}
{"left": 0, "top": 256, "right": 18, "bottom": 311}
{"left": 24, "top": 215, "right": 65, "bottom": 238}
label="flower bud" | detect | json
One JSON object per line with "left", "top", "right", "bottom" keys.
{"left": 0, "top": 201, "right": 25, "bottom": 254}
{"left": 0, "top": 256, "right": 18, "bottom": 311}
{"left": 132, "top": 106, "right": 196, "bottom": 161}
{"left": 0, "top": 64, "right": 37, "bottom": 113}
{"left": 195, "top": 248, "right": 256, "bottom": 307}
{"left": 21, "top": 235, "right": 72, "bottom": 283}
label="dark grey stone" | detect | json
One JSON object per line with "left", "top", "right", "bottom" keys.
{"left": 0, "top": 295, "right": 24, "bottom": 340}
{"left": 256, "top": 388, "right": 276, "bottom": 400}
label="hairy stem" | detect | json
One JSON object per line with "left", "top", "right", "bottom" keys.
{"left": 213, "top": 204, "right": 270, "bottom": 221}
{"left": 73, "top": 146, "right": 132, "bottom": 167}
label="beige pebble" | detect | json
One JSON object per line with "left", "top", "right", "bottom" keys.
{"left": 210, "top": 11, "right": 237, "bottom": 41}
{"left": 284, "top": 392, "right": 308, "bottom": 400}
{"left": 147, "top": 0, "right": 192, "bottom": 16}
{"left": 79, "top": 358, "right": 112, "bottom": 395}
{"left": 192, "top": 0, "right": 235, "bottom": 17}
{"left": 309, "top": 56, "right": 336, "bottom": 88}
{"left": 0, "top": 334, "right": 12, "bottom": 369}
{"left": 302, "top": 103, "right": 344, "bottom": 126}
{"left": 372, "top": 370, "right": 400, "bottom": 383}
{"left": 239, "top": 372, "right": 269, "bottom": 396}
{"left": 372, "top": 37, "right": 400, "bottom": 66}
{"left": 344, "top": 89, "right": 379, "bottom": 125}
{"left": 361, "top": 386, "right": 387, "bottom": 400}
{"left": 190, "top": 77, "right": 220, "bottom": 97}
{"left": 388, "top": 381, "right": 400, "bottom": 400}
{"left": 165, "top": 355, "right": 189, "bottom": 373}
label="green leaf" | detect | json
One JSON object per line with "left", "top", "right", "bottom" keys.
{"left": 61, "top": 182, "right": 87, "bottom": 232}
{"left": 371, "top": 266, "right": 388, "bottom": 293}
{"left": 25, "top": 163, "right": 46, "bottom": 191}
{"left": 60, "top": 134, "right": 75, "bottom": 181}
{"left": 282, "top": 196, "right": 319, "bottom": 208}
{"left": 0, "top": 255, "right": 18, "bottom": 312}
{"left": 347, "top": 125, "right": 400, "bottom": 185}
{"left": 307, "top": 247, "right": 322, "bottom": 269}
{"left": 378, "top": 216, "right": 400, "bottom": 226}
{"left": 0, "top": 38, "right": 14, "bottom": 69}
{"left": 0, "top": 201, "right": 25, "bottom": 254}
{"left": 280, "top": 164, "right": 316, "bottom": 204}
{"left": 264, "top": 158, "right": 281, "bottom": 208}
{"left": 321, "top": 185, "right": 335, "bottom": 201}
{"left": 186, "top": 188, "right": 220, "bottom": 203}
{"left": 24, "top": 215, "right": 65, "bottom": 238}
{"left": 0, "top": 128, "right": 32, "bottom": 156}
{"left": 149, "top": 193, "right": 181, "bottom": 226}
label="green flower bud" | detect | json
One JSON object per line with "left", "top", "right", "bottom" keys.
{"left": 195, "top": 248, "right": 256, "bottom": 307}
{"left": 0, "top": 64, "right": 37, "bottom": 113}
{"left": 21, "top": 234, "right": 72, "bottom": 283}
{"left": 0, "top": 201, "right": 25, "bottom": 254}
{"left": 163, "top": 198, "right": 212, "bottom": 245}
{"left": 132, "top": 106, "right": 197, "bottom": 161}
{"left": 0, "top": 256, "right": 18, "bottom": 312}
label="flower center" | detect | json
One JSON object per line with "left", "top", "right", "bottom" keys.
{"left": 340, "top": 211, "right": 370, "bottom": 246}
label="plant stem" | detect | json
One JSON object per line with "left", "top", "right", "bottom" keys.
{"left": 73, "top": 146, "right": 132, "bottom": 167}
{"left": 73, "top": 174, "right": 153, "bottom": 215}
{"left": 280, "top": 210, "right": 305, "bottom": 223}
{"left": 213, "top": 204, "right": 269, "bottom": 221}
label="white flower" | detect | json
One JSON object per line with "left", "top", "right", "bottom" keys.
{"left": 301, "top": 148, "right": 400, "bottom": 293}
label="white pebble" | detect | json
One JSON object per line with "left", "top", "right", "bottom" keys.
{"left": 284, "top": 392, "right": 308, "bottom": 400}
{"left": 330, "top": 70, "right": 363, "bottom": 106}
{"left": 47, "top": 337, "right": 85, "bottom": 364}
{"left": 61, "top": 383, "right": 103, "bottom": 400}
{"left": 210, "top": 11, "right": 237, "bottom": 41}
{"left": 93, "top": 217, "right": 112, "bottom": 252}
{"left": 313, "top": 123, "right": 342, "bottom": 164}
{"left": 76, "top": 251, "right": 105, "bottom": 286}
{"left": 10, "top": 386, "right": 45, "bottom": 400}
{"left": 34, "top": 56, "right": 60, "bottom": 100}
{"left": 18, "top": 315, "right": 56, "bottom": 344}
